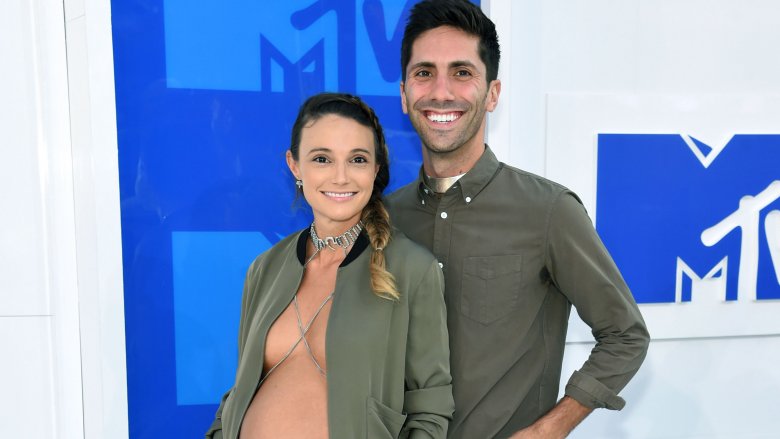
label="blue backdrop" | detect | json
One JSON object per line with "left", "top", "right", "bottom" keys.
{"left": 111, "top": 0, "right": 478, "bottom": 437}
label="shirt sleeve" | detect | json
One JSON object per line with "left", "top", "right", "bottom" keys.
{"left": 205, "top": 257, "right": 260, "bottom": 438}
{"left": 545, "top": 191, "right": 650, "bottom": 410}
{"left": 401, "top": 260, "right": 455, "bottom": 438}
{"left": 204, "top": 391, "right": 228, "bottom": 438}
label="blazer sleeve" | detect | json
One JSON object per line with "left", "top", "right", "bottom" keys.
{"left": 401, "top": 260, "right": 455, "bottom": 439}
{"left": 205, "top": 257, "right": 261, "bottom": 438}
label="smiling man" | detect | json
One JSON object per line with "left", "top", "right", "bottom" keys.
{"left": 387, "top": 1, "right": 650, "bottom": 438}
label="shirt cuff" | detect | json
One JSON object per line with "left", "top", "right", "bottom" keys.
{"left": 564, "top": 370, "right": 626, "bottom": 410}
{"left": 403, "top": 385, "right": 455, "bottom": 417}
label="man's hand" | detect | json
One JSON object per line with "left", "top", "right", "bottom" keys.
{"left": 508, "top": 396, "right": 593, "bottom": 439}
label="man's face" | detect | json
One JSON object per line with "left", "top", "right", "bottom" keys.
{"left": 401, "top": 26, "right": 500, "bottom": 157}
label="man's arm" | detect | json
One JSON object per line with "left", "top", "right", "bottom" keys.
{"left": 517, "top": 191, "right": 650, "bottom": 437}
{"left": 509, "top": 397, "right": 592, "bottom": 439}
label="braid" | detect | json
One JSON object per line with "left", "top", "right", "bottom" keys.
{"left": 358, "top": 99, "right": 399, "bottom": 300}
{"left": 363, "top": 195, "right": 399, "bottom": 301}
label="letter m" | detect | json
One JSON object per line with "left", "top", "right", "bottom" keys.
{"left": 675, "top": 256, "right": 728, "bottom": 303}
{"left": 260, "top": 36, "right": 324, "bottom": 95}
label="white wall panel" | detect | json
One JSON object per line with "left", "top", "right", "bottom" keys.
{"left": 0, "top": 317, "right": 56, "bottom": 438}
{"left": 635, "top": 0, "right": 780, "bottom": 94}
{"left": 563, "top": 336, "right": 780, "bottom": 439}
{"left": 0, "top": 0, "right": 85, "bottom": 438}
{"left": 486, "top": 0, "right": 780, "bottom": 437}
{"left": 64, "top": 0, "right": 128, "bottom": 434}
{"left": 0, "top": 0, "right": 49, "bottom": 316}
{"left": 541, "top": 1, "right": 640, "bottom": 93}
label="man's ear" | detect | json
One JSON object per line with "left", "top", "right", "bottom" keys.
{"left": 400, "top": 82, "right": 408, "bottom": 114}
{"left": 486, "top": 79, "right": 501, "bottom": 112}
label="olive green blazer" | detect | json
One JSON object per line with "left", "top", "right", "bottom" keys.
{"left": 206, "top": 229, "right": 453, "bottom": 438}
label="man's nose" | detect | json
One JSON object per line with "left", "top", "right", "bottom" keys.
{"left": 430, "top": 74, "right": 455, "bottom": 101}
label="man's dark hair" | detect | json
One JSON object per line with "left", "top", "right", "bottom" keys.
{"left": 401, "top": 0, "right": 500, "bottom": 82}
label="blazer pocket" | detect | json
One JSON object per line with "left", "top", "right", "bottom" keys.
{"left": 366, "top": 396, "right": 407, "bottom": 439}
{"left": 461, "top": 255, "right": 523, "bottom": 325}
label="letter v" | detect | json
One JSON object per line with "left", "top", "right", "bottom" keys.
{"left": 363, "top": 0, "right": 415, "bottom": 81}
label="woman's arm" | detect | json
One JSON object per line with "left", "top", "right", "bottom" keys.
{"left": 205, "top": 390, "right": 229, "bottom": 439}
{"left": 204, "top": 256, "right": 262, "bottom": 438}
{"left": 401, "top": 260, "right": 454, "bottom": 439}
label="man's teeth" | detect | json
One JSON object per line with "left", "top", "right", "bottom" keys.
{"left": 427, "top": 112, "right": 460, "bottom": 123}
{"left": 324, "top": 192, "right": 356, "bottom": 198}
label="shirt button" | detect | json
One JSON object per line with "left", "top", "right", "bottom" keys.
{"left": 440, "top": 212, "right": 448, "bottom": 219}
{"left": 465, "top": 196, "right": 472, "bottom": 203}
{"left": 438, "top": 262, "right": 444, "bottom": 269}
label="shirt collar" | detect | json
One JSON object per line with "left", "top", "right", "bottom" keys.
{"left": 416, "top": 144, "right": 501, "bottom": 203}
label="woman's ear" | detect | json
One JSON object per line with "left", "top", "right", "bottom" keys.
{"left": 286, "top": 150, "right": 300, "bottom": 180}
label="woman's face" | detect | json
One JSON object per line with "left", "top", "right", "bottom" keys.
{"left": 287, "top": 114, "right": 379, "bottom": 233}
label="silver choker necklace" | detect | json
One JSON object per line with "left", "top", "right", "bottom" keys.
{"left": 424, "top": 173, "right": 466, "bottom": 194}
{"left": 309, "top": 221, "right": 364, "bottom": 252}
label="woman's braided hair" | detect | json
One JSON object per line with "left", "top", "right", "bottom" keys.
{"left": 289, "top": 93, "right": 399, "bottom": 301}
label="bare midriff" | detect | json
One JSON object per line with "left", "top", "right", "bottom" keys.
{"left": 239, "top": 286, "right": 333, "bottom": 439}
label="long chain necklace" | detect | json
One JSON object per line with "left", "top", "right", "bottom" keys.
{"left": 259, "top": 290, "right": 333, "bottom": 385}
{"left": 259, "top": 222, "right": 363, "bottom": 385}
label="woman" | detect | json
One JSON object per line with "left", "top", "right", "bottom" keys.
{"left": 206, "top": 93, "right": 453, "bottom": 438}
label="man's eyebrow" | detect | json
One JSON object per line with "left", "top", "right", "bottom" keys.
{"left": 450, "top": 60, "right": 478, "bottom": 69}
{"left": 408, "top": 61, "right": 436, "bottom": 71}
{"left": 408, "top": 60, "right": 478, "bottom": 71}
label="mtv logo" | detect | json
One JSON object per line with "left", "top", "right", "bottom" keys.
{"left": 596, "top": 134, "right": 780, "bottom": 304}
{"left": 163, "top": 0, "right": 417, "bottom": 95}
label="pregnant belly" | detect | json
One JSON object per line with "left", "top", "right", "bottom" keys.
{"left": 239, "top": 355, "right": 329, "bottom": 439}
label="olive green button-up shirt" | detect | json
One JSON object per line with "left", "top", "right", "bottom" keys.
{"left": 388, "top": 146, "right": 649, "bottom": 439}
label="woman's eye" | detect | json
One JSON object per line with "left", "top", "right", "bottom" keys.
{"left": 352, "top": 156, "right": 368, "bottom": 164}
{"left": 313, "top": 156, "right": 329, "bottom": 163}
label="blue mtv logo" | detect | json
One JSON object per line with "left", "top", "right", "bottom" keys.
{"left": 163, "top": 0, "right": 418, "bottom": 95}
{"left": 597, "top": 134, "right": 780, "bottom": 304}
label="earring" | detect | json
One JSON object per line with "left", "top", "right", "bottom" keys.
{"left": 295, "top": 179, "right": 303, "bottom": 188}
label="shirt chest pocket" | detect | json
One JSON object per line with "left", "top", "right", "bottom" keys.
{"left": 460, "top": 255, "right": 523, "bottom": 325}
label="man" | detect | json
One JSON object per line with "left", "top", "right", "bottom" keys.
{"left": 387, "top": 1, "right": 650, "bottom": 438}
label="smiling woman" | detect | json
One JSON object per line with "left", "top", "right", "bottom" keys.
{"left": 206, "top": 93, "right": 454, "bottom": 439}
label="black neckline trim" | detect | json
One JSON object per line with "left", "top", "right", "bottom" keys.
{"left": 296, "top": 228, "right": 370, "bottom": 267}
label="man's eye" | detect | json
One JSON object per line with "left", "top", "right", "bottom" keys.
{"left": 415, "top": 70, "right": 432, "bottom": 78}
{"left": 454, "top": 70, "right": 472, "bottom": 77}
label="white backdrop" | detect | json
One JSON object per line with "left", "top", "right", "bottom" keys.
{"left": 0, "top": 0, "right": 125, "bottom": 438}
{"left": 486, "top": 0, "right": 780, "bottom": 437}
